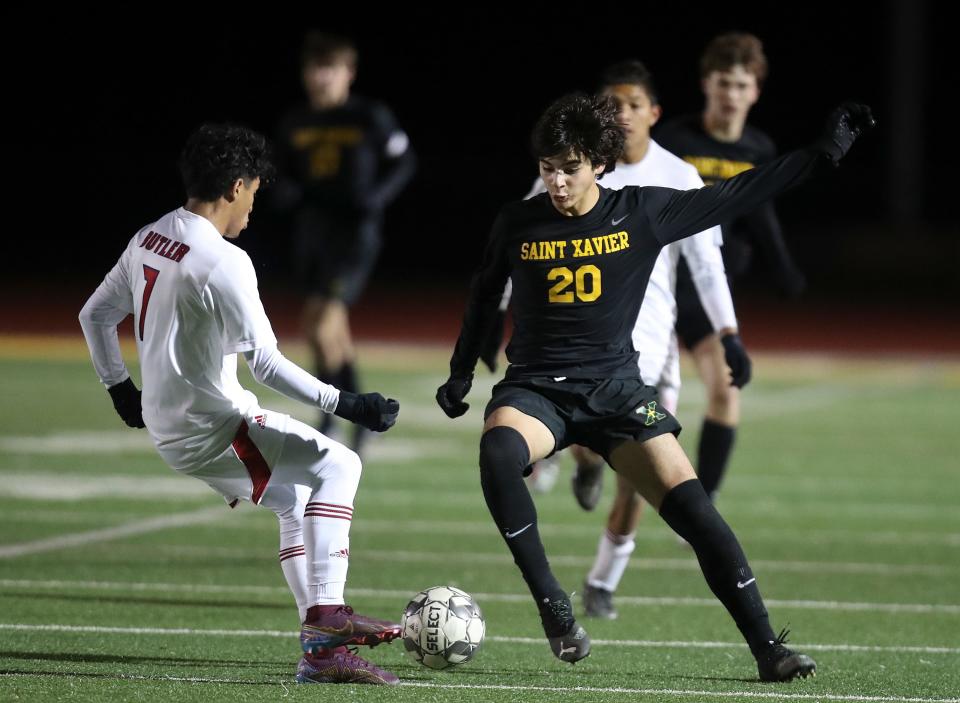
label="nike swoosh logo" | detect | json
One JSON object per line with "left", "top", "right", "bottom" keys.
{"left": 612, "top": 215, "right": 628, "bottom": 226}
{"left": 737, "top": 578, "right": 756, "bottom": 589}
{"left": 505, "top": 523, "right": 533, "bottom": 539}
{"left": 553, "top": 376, "right": 567, "bottom": 382}
{"left": 560, "top": 644, "right": 577, "bottom": 657}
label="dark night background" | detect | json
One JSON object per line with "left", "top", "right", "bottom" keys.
{"left": 6, "top": 3, "right": 956, "bottom": 334}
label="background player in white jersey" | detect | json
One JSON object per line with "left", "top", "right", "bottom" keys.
{"left": 517, "top": 62, "right": 752, "bottom": 618}
{"left": 79, "top": 124, "right": 403, "bottom": 686}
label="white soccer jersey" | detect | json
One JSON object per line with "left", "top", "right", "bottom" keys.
{"left": 80, "top": 208, "right": 281, "bottom": 471}
{"left": 526, "top": 140, "right": 736, "bottom": 389}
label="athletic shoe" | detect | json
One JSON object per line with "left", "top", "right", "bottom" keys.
{"left": 571, "top": 461, "right": 603, "bottom": 511}
{"left": 296, "top": 647, "right": 399, "bottom": 685}
{"left": 756, "top": 629, "right": 817, "bottom": 682}
{"left": 300, "top": 605, "right": 402, "bottom": 653}
{"left": 582, "top": 582, "right": 617, "bottom": 619}
{"left": 538, "top": 595, "right": 591, "bottom": 663}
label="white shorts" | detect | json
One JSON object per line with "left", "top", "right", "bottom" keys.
{"left": 187, "top": 403, "right": 357, "bottom": 505}
{"left": 633, "top": 327, "right": 681, "bottom": 398}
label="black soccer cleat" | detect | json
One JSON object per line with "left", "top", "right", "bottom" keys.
{"left": 756, "top": 628, "right": 817, "bottom": 682}
{"left": 571, "top": 461, "right": 604, "bottom": 511}
{"left": 582, "top": 582, "right": 617, "bottom": 620}
{"left": 538, "top": 595, "right": 591, "bottom": 663}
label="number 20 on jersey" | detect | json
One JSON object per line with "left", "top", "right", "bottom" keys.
{"left": 547, "top": 265, "right": 601, "bottom": 303}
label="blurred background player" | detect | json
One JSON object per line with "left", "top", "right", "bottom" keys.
{"left": 653, "top": 32, "right": 803, "bottom": 503}
{"left": 275, "top": 31, "right": 416, "bottom": 452}
{"left": 566, "top": 61, "right": 751, "bottom": 619}
{"left": 79, "top": 123, "right": 403, "bottom": 685}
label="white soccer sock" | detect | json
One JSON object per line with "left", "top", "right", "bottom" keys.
{"left": 586, "top": 530, "right": 636, "bottom": 592}
{"left": 304, "top": 502, "right": 352, "bottom": 604}
{"left": 303, "top": 449, "right": 362, "bottom": 606}
{"left": 279, "top": 547, "right": 309, "bottom": 622}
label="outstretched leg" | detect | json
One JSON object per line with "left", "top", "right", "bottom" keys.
{"left": 610, "top": 434, "right": 815, "bottom": 681}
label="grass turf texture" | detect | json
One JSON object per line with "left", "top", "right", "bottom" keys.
{"left": 1, "top": 337, "right": 958, "bottom": 702}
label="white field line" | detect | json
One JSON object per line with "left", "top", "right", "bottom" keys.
{"left": 0, "top": 671, "right": 954, "bottom": 703}
{"left": 345, "top": 520, "right": 960, "bottom": 547}
{"left": 0, "top": 622, "right": 958, "bottom": 656}
{"left": 400, "top": 682, "right": 960, "bottom": 703}
{"left": 0, "top": 579, "right": 957, "bottom": 616}
{"left": 121, "top": 543, "right": 955, "bottom": 577}
{"left": 0, "top": 434, "right": 464, "bottom": 460}
{"left": 0, "top": 507, "right": 226, "bottom": 559}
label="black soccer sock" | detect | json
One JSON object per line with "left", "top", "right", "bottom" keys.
{"left": 697, "top": 419, "right": 736, "bottom": 499}
{"left": 659, "top": 479, "right": 776, "bottom": 656}
{"left": 479, "top": 427, "right": 565, "bottom": 605}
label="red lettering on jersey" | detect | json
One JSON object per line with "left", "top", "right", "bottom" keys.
{"left": 141, "top": 231, "right": 160, "bottom": 251}
{"left": 155, "top": 236, "right": 172, "bottom": 257}
{"left": 169, "top": 242, "right": 191, "bottom": 263}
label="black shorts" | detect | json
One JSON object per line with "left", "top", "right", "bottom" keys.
{"left": 484, "top": 375, "right": 681, "bottom": 462}
{"left": 674, "top": 258, "right": 729, "bottom": 350}
{"left": 293, "top": 208, "right": 382, "bottom": 306}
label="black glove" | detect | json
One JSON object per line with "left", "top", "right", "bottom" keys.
{"left": 107, "top": 378, "right": 145, "bottom": 428}
{"left": 436, "top": 375, "right": 473, "bottom": 418}
{"left": 817, "top": 102, "right": 876, "bottom": 165}
{"left": 334, "top": 391, "right": 400, "bottom": 432}
{"left": 480, "top": 310, "right": 506, "bottom": 373}
{"left": 720, "top": 333, "right": 752, "bottom": 389}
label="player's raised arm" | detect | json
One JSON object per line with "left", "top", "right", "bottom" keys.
{"left": 436, "top": 213, "right": 512, "bottom": 418}
{"left": 644, "top": 103, "right": 875, "bottom": 246}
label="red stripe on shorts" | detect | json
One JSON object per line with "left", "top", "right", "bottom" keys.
{"left": 232, "top": 420, "right": 271, "bottom": 505}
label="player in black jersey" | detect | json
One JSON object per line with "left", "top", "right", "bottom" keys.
{"left": 656, "top": 33, "right": 802, "bottom": 502}
{"left": 275, "top": 32, "right": 416, "bottom": 450}
{"left": 437, "top": 92, "right": 873, "bottom": 680}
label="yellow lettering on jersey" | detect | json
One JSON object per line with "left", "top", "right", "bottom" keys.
{"left": 619, "top": 232, "right": 630, "bottom": 250}
{"left": 683, "top": 156, "right": 754, "bottom": 182}
{"left": 580, "top": 238, "right": 595, "bottom": 257}
{"left": 521, "top": 240, "right": 569, "bottom": 261}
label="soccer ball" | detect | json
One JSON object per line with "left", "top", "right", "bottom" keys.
{"left": 401, "top": 585, "right": 485, "bottom": 670}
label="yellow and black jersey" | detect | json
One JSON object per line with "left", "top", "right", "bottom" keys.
{"left": 276, "top": 96, "right": 415, "bottom": 220}
{"left": 449, "top": 147, "right": 828, "bottom": 381}
{"left": 656, "top": 114, "right": 798, "bottom": 284}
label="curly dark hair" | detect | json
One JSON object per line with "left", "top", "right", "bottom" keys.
{"left": 531, "top": 93, "right": 624, "bottom": 174}
{"left": 179, "top": 123, "right": 275, "bottom": 201}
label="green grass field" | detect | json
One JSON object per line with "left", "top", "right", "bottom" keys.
{"left": 1, "top": 337, "right": 958, "bottom": 702}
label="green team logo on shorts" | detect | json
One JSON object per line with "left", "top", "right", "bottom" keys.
{"left": 636, "top": 400, "right": 667, "bottom": 426}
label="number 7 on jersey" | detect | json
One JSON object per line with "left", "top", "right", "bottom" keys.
{"left": 139, "top": 265, "right": 160, "bottom": 340}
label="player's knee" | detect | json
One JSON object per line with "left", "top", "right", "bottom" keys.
{"left": 479, "top": 426, "right": 531, "bottom": 480}
{"left": 706, "top": 383, "right": 738, "bottom": 418}
{"left": 333, "top": 445, "right": 363, "bottom": 482}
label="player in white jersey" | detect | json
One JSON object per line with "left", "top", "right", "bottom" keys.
{"left": 513, "top": 62, "right": 752, "bottom": 619}
{"left": 79, "top": 124, "right": 403, "bottom": 686}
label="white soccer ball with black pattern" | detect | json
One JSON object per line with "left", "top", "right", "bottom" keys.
{"left": 401, "top": 585, "right": 485, "bottom": 669}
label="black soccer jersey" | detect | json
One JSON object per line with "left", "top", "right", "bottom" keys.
{"left": 276, "top": 96, "right": 415, "bottom": 220}
{"left": 449, "top": 147, "right": 828, "bottom": 381}
{"left": 656, "top": 114, "right": 798, "bottom": 283}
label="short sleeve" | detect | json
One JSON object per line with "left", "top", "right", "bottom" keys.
{"left": 208, "top": 251, "right": 277, "bottom": 354}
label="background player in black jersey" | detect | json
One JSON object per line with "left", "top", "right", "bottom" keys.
{"left": 275, "top": 32, "right": 416, "bottom": 451}
{"left": 437, "top": 92, "right": 872, "bottom": 681}
{"left": 655, "top": 33, "right": 803, "bottom": 503}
